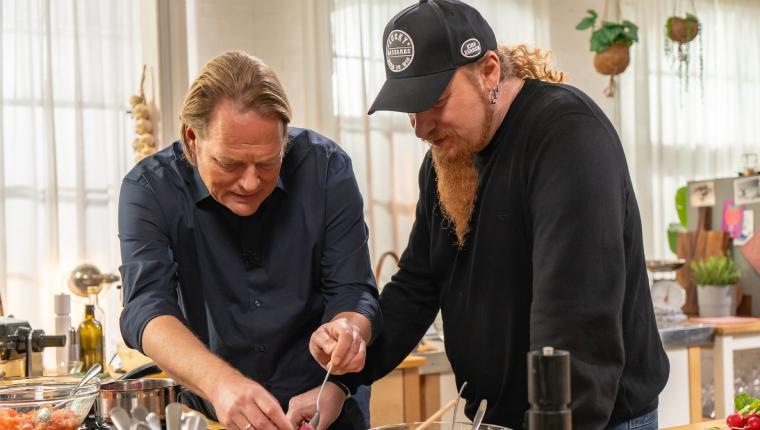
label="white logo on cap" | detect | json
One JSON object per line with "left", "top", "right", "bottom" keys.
{"left": 461, "top": 38, "right": 482, "bottom": 58}
{"left": 386, "top": 30, "right": 415, "bottom": 73}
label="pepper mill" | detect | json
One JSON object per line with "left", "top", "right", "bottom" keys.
{"left": 527, "top": 346, "right": 571, "bottom": 430}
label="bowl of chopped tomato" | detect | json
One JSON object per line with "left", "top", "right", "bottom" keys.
{"left": 0, "top": 377, "right": 99, "bottom": 430}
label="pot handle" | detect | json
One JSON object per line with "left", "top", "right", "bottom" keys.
{"left": 120, "top": 362, "right": 161, "bottom": 380}
{"left": 118, "top": 361, "right": 188, "bottom": 393}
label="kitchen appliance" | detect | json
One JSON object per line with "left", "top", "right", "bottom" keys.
{"left": 0, "top": 317, "right": 66, "bottom": 378}
{"left": 647, "top": 259, "right": 688, "bottom": 327}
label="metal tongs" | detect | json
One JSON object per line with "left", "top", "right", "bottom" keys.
{"left": 307, "top": 362, "right": 333, "bottom": 430}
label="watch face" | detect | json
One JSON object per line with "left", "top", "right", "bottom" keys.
{"left": 652, "top": 279, "right": 686, "bottom": 309}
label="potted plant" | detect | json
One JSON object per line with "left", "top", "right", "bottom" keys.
{"left": 667, "top": 13, "right": 699, "bottom": 45}
{"left": 576, "top": 9, "right": 639, "bottom": 96}
{"left": 665, "top": 13, "right": 703, "bottom": 92}
{"left": 692, "top": 255, "right": 742, "bottom": 317}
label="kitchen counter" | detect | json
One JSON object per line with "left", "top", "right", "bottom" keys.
{"left": 663, "top": 418, "right": 723, "bottom": 429}
{"left": 657, "top": 321, "right": 715, "bottom": 427}
{"left": 659, "top": 323, "right": 715, "bottom": 348}
{"left": 410, "top": 323, "right": 715, "bottom": 374}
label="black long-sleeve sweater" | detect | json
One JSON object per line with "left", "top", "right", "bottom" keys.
{"left": 348, "top": 79, "right": 669, "bottom": 429}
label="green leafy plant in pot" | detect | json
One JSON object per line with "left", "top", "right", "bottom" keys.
{"left": 576, "top": 9, "right": 639, "bottom": 97}
{"left": 691, "top": 255, "right": 742, "bottom": 317}
{"left": 665, "top": 13, "right": 703, "bottom": 93}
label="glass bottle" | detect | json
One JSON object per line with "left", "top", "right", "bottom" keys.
{"left": 87, "top": 286, "right": 106, "bottom": 330}
{"left": 79, "top": 304, "right": 104, "bottom": 370}
{"left": 87, "top": 286, "right": 107, "bottom": 358}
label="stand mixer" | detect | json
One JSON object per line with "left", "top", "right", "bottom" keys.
{"left": 647, "top": 260, "right": 687, "bottom": 327}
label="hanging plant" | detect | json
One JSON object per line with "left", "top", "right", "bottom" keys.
{"left": 667, "top": 14, "right": 699, "bottom": 44}
{"left": 576, "top": 9, "right": 639, "bottom": 97}
{"left": 665, "top": 11, "right": 703, "bottom": 93}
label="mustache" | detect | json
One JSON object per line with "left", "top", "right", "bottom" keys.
{"left": 423, "top": 129, "right": 454, "bottom": 145}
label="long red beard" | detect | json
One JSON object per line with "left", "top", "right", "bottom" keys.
{"left": 428, "top": 109, "right": 492, "bottom": 247}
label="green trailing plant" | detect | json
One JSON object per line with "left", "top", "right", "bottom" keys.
{"left": 691, "top": 256, "right": 742, "bottom": 286}
{"left": 575, "top": 9, "right": 639, "bottom": 53}
{"left": 664, "top": 13, "right": 703, "bottom": 94}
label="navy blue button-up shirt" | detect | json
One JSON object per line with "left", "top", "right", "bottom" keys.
{"left": 118, "top": 128, "right": 381, "bottom": 406}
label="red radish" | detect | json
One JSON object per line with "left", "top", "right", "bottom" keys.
{"left": 748, "top": 416, "right": 760, "bottom": 430}
{"left": 728, "top": 413, "right": 747, "bottom": 429}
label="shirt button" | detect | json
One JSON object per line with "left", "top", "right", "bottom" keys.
{"left": 256, "top": 344, "right": 267, "bottom": 353}
{"left": 253, "top": 299, "right": 262, "bottom": 308}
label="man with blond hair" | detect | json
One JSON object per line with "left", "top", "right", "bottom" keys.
{"left": 309, "top": 1, "right": 669, "bottom": 429}
{"left": 118, "top": 51, "right": 378, "bottom": 430}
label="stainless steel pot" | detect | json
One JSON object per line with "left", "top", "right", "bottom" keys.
{"left": 97, "top": 378, "right": 180, "bottom": 423}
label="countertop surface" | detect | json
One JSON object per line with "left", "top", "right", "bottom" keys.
{"left": 663, "top": 418, "right": 723, "bottom": 429}
{"left": 658, "top": 322, "right": 715, "bottom": 349}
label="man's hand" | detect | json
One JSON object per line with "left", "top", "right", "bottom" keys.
{"left": 208, "top": 372, "right": 293, "bottom": 430}
{"left": 286, "top": 382, "right": 347, "bottom": 430}
{"left": 309, "top": 316, "right": 367, "bottom": 374}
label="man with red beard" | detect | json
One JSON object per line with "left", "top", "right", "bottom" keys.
{"left": 305, "top": 1, "right": 669, "bottom": 429}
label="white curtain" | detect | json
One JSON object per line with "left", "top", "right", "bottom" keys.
{"left": 329, "top": 0, "right": 550, "bottom": 285}
{"left": 619, "top": 0, "right": 760, "bottom": 259}
{"left": 1, "top": 0, "right": 141, "bottom": 360}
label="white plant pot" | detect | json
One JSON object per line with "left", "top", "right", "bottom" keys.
{"left": 697, "top": 284, "right": 737, "bottom": 317}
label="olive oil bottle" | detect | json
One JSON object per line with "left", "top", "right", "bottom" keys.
{"left": 79, "top": 304, "right": 104, "bottom": 370}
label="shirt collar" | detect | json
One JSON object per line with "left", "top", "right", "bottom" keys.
{"left": 188, "top": 164, "right": 288, "bottom": 204}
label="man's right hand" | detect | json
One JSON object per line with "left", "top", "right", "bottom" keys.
{"left": 285, "top": 382, "right": 347, "bottom": 430}
{"left": 208, "top": 372, "right": 293, "bottom": 430}
{"left": 141, "top": 317, "right": 293, "bottom": 430}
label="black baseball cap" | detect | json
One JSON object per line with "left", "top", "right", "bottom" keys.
{"left": 368, "top": 0, "right": 497, "bottom": 115}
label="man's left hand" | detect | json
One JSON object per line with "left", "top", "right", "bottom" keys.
{"left": 286, "top": 382, "right": 347, "bottom": 430}
{"left": 309, "top": 315, "right": 368, "bottom": 374}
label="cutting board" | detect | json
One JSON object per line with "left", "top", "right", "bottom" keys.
{"left": 676, "top": 229, "right": 731, "bottom": 315}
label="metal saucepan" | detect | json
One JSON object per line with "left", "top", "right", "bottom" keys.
{"left": 97, "top": 362, "right": 182, "bottom": 423}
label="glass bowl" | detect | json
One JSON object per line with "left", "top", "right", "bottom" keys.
{"left": 371, "top": 422, "right": 510, "bottom": 430}
{"left": 0, "top": 376, "right": 100, "bottom": 430}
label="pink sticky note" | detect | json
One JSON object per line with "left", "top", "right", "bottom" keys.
{"left": 723, "top": 199, "right": 745, "bottom": 239}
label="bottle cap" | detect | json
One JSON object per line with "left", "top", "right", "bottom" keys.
{"left": 85, "top": 304, "right": 95, "bottom": 312}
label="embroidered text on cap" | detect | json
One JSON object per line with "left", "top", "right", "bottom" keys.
{"left": 386, "top": 30, "right": 415, "bottom": 72}
{"left": 460, "top": 38, "right": 482, "bottom": 58}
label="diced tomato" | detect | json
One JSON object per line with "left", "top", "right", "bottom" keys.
{"left": 0, "top": 407, "right": 79, "bottom": 430}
